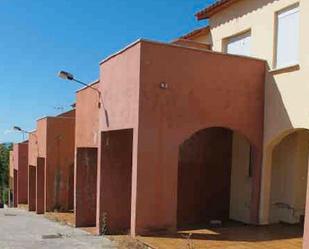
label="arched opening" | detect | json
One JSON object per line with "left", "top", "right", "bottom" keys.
{"left": 269, "top": 129, "right": 309, "bottom": 229}
{"left": 177, "top": 127, "right": 253, "bottom": 229}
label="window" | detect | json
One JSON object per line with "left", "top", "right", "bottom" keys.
{"left": 275, "top": 5, "right": 300, "bottom": 69}
{"left": 226, "top": 31, "right": 251, "bottom": 57}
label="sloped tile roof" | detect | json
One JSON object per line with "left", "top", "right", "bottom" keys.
{"left": 196, "top": 0, "right": 241, "bottom": 20}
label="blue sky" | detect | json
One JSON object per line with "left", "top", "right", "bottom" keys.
{"left": 0, "top": 0, "right": 213, "bottom": 143}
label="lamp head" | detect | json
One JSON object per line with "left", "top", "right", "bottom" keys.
{"left": 58, "top": 71, "right": 74, "bottom": 81}
{"left": 13, "top": 126, "right": 22, "bottom": 132}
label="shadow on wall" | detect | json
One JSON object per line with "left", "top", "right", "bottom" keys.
{"left": 210, "top": 0, "right": 279, "bottom": 29}
{"left": 264, "top": 66, "right": 293, "bottom": 147}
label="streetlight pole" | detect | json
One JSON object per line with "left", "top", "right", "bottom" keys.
{"left": 58, "top": 71, "right": 109, "bottom": 127}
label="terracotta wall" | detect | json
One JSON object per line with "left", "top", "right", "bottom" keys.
{"left": 75, "top": 82, "right": 99, "bottom": 148}
{"left": 28, "top": 166, "right": 36, "bottom": 211}
{"left": 9, "top": 151, "right": 13, "bottom": 182}
{"left": 13, "top": 169, "right": 17, "bottom": 207}
{"left": 172, "top": 39, "right": 211, "bottom": 50}
{"left": 13, "top": 142, "right": 29, "bottom": 204}
{"left": 28, "top": 131, "right": 39, "bottom": 167}
{"left": 75, "top": 148, "right": 97, "bottom": 227}
{"left": 133, "top": 41, "right": 265, "bottom": 234}
{"left": 28, "top": 131, "right": 38, "bottom": 211}
{"left": 97, "top": 42, "right": 141, "bottom": 234}
{"left": 97, "top": 40, "right": 265, "bottom": 235}
{"left": 45, "top": 115, "right": 75, "bottom": 212}
{"left": 177, "top": 128, "right": 233, "bottom": 228}
{"left": 74, "top": 82, "right": 99, "bottom": 227}
{"left": 100, "top": 129, "right": 133, "bottom": 234}
{"left": 36, "top": 157, "right": 45, "bottom": 214}
{"left": 34, "top": 111, "right": 75, "bottom": 213}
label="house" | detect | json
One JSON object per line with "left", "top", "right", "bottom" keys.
{"left": 95, "top": 39, "right": 265, "bottom": 235}
{"left": 184, "top": 0, "right": 309, "bottom": 248}
{"left": 12, "top": 141, "right": 28, "bottom": 207}
{"left": 27, "top": 110, "right": 75, "bottom": 214}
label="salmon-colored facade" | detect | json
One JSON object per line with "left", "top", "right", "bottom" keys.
{"left": 74, "top": 81, "right": 100, "bottom": 227}
{"left": 96, "top": 40, "right": 266, "bottom": 235}
{"left": 9, "top": 151, "right": 14, "bottom": 207}
{"left": 12, "top": 142, "right": 29, "bottom": 206}
{"left": 9, "top": 1, "right": 308, "bottom": 248}
{"left": 27, "top": 110, "right": 75, "bottom": 214}
{"left": 28, "top": 131, "right": 37, "bottom": 211}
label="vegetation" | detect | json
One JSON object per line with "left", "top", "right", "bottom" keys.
{"left": 0, "top": 143, "right": 13, "bottom": 204}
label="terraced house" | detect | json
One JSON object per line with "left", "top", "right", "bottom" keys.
{"left": 6, "top": 1, "right": 309, "bottom": 249}
{"left": 182, "top": 0, "right": 309, "bottom": 248}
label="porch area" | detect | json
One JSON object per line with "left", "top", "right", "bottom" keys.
{"left": 137, "top": 222, "right": 303, "bottom": 249}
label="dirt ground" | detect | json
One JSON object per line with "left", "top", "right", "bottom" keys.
{"left": 136, "top": 223, "right": 303, "bottom": 249}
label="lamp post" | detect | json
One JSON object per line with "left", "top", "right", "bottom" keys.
{"left": 58, "top": 70, "right": 109, "bottom": 127}
{"left": 58, "top": 71, "right": 102, "bottom": 108}
{"left": 13, "top": 126, "right": 29, "bottom": 140}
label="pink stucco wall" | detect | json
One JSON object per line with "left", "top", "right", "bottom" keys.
{"left": 75, "top": 81, "right": 100, "bottom": 148}
{"left": 28, "top": 131, "right": 38, "bottom": 211}
{"left": 13, "top": 142, "right": 29, "bottom": 205}
{"left": 74, "top": 82, "right": 100, "bottom": 227}
{"left": 97, "top": 42, "right": 141, "bottom": 234}
{"left": 45, "top": 113, "right": 75, "bottom": 212}
{"left": 29, "top": 110, "right": 75, "bottom": 213}
{"left": 97, "top": 40, "right": 265, "bottom": 235}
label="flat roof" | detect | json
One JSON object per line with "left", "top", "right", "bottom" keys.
{"left": 99, "top": 38, "right": 265, "bottom": 66}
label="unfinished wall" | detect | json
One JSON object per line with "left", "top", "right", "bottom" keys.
{"left": 28, "top": 131, "right": 38, "bottom": 211}
{"left": 9, "top": 151, "right": 13, "bottom": 188}
{"left": 177, "top": 128, "right": 233, "bottom": 228}
{"left": 270, "top": 131, "right": 309, "bottom": 224}
{"left": 100, "top": 129, "right": 133, "bottom": 234}
{"left": 13, "top": 169, "right": 17, "bottom": 207}
{"left": 28, "top": 165, "right": 36, "bottom": 211}
{"left": 75, "top": 148, "right": 97, "bottom": 227}
{"left": 133, "top": 41, "right": 265, "bottom": 235}
{"left": 74, "top": 82, "right": 100, "bottom": 227}
{"left": 229, "top": 132, "right": 252, "bottom": 223}
{"left": 36, "top": 157, "right": 45, "bottom": 214}
{"left": 13, "top": 142, "right": 29, "bottom": 205}
{"left": 36, "top": 119, "right": 47, "bottom": 213}
{"left": 9, "top": 151, "right": 14, "bottom": 206}
{"left": 45, "top": 116, "right": 75, "bottom": 212}
{"left": 97, "top": 42, "right": 141, "bottom": 234}
{"left": 203, "top": 0, "right": 309, "bottom": 228}
{"left": 98, "top": 40, "right": 265, "bottom": 235}
{"left": 75, "top": 82, "right": 100, "bottom": 148}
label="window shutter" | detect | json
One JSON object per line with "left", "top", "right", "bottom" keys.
{"left": 276, "top": 6, "right": 300, "bottom": 68}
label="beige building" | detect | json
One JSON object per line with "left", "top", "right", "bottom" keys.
{"left": 183, "top": 0, "right": 309, "bottom": 247}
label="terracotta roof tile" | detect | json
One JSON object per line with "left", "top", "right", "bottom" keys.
{"left": 180, "top": 26, "right": 210, "bottom": 40}
{"left": 196, "top": 0, "right": 241, "bottom": 20}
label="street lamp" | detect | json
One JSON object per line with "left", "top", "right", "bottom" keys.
{"left": 58, "top": 70, "right": 109, "bottom": 127}
{"left": 13, "top": 126, "right": 30, "bottom": 140}
{"left": 13, "top": 126, "right": 39, "bottom": 156}
{"left": 58, "top": 71, "right": 102, "bottom": 108}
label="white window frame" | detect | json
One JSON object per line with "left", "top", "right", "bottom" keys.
{"left": 274, "top": 4, "right": 300, "bottom": 69}
{"left": 224, "top": 30, "right": 252, "bottom": 57}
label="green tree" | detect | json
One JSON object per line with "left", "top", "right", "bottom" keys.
{"left": 0, "top": 143, "right": 13, "bottom": 204}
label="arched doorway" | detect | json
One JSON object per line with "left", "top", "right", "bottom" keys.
{"left": 177, "top": 127, "right": 253, "bottom": 229}
{"left": 269, "top": 129, "right": 309, "bottom": 227}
